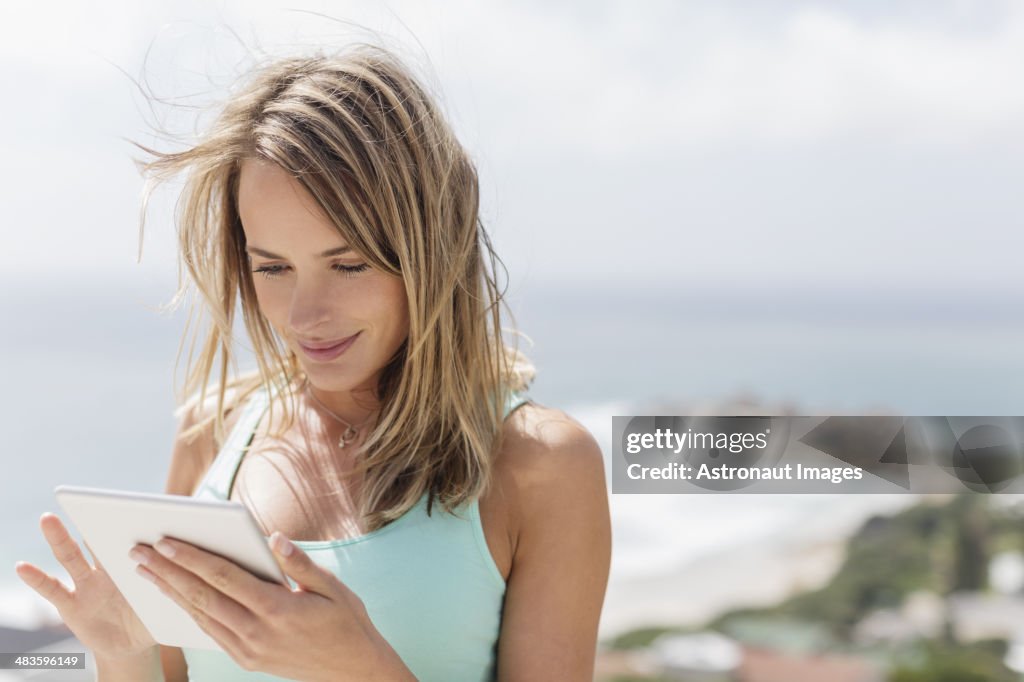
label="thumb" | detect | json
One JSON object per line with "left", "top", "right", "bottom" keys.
{"left": 269, "top": 532, "right": 334, "bottom": 596}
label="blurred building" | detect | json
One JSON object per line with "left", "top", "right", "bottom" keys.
{"left": 853, "top": 590, "right": 945, "bottom": 645}
{"left": 611, "top": 631, "right": 882, "bottom": 682}
{"left": 737, "top": 648, "right": 882, "bottom": 682}
{"left": 648, "top": 632, "right": 742, "bottom": 681}
{"left": 947, "top": 592, "right": 1024, "bottom": 643}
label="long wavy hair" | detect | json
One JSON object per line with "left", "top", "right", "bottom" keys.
{"left": 133, "top": 43, "right": 535, "bottom": 530}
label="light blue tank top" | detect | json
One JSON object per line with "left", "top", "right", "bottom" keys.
{"left": 184, "top": 383, "right": 530, "bottom": 681}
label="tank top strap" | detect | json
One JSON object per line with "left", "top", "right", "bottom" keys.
{"left": 505, "top": 388, "right": 530, "bottom": 418}
{"left": 191, "top": 384, "right": 276, "bottom": 502}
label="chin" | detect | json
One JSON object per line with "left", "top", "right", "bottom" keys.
{"left": 302, "top": 367, "right": 371, "bottom": 392}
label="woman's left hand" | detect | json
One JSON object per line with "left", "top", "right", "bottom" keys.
{"left": 129, "top": 533, "right": 415, "bottom": 682}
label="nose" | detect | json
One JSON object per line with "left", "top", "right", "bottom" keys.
{"left": 287, "top": 275, "right": 334, "bottom": 335}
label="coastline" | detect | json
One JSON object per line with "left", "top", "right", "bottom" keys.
{"left": 598, "top": 493, "right": 919, "bottom": 642}
{"left": 599, "top": 528, "right": 846, "bottom": 640}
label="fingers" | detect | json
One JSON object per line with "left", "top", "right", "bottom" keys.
{"left": 14, "top": 561, "right": 73, "bottom": 611}
{"left": 137, "top": 564, "right": 249, "bottom": 663}
{"left": 39, "top": 513, "right": 93, "bottom": 585}
{"left": 132, "top": 545, "right": 256, "bottom": 635}
{"left": 148, "top": 538, "right": 288, "bottom": 608}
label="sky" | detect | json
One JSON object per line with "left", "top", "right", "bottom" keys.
{"left": 1, "top": 0, "right": 1023, "bottom": 296}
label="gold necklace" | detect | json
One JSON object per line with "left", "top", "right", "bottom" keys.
{"left": 302, "top": 378, "right": 375, "bottom": 449}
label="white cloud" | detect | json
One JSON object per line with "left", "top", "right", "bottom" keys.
{"left": 406, "top": 1, "right": 1024, "bottom": 156}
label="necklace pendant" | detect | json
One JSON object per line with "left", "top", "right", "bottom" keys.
{"left": 338, "top": 425, "right": 358, "bottom": 449}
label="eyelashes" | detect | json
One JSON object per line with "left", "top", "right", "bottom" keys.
{"left": 251, "top": 263, "right": 370, "bottom": 280}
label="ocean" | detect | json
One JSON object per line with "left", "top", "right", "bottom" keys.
{"left": 4, "top": 277, "right": 1024, "bottom": 635}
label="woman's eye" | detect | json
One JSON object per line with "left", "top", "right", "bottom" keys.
{"left": 251, "top": 263, "right": 369, "bottom": 280}
{"left": 252, "top": 264, "right": 288, "bottom": 279}
{"left": 333, "top": 263, "right": 370, "bottom": 277}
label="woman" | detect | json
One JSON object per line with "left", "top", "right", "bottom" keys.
{"left": 14, "top": 43, "right": 611, "bottom": 681}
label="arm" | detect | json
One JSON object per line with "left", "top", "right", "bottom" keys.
{"left": 495, "top": 416, "right": 612, "bottom": 681}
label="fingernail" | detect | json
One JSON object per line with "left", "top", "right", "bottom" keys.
{"left": 136, "top": 564, "right": 156, "bottom": 582}
{"left": 272, "top": 533, "right": 294, "bottom": 557}
{"left": 154, "top": 540, "right": 175, "bottom": 558}
{"left": 129, "top": 548, "right": 149, "bottom": 565}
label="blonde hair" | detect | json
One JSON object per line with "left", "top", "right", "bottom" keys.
{"left": 134, "top": 43, "right": 535, "bottom": 530}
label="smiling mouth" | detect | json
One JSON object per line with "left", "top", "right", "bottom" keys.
{"left": 297, "top": 334, "right": 359, "bottom": 351}
{"left": 295, "top": 332, "right": 361, "bottom": 361}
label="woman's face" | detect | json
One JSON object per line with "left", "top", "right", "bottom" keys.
{"left": 237, "top": 157, "right": 409, "bottom": 396}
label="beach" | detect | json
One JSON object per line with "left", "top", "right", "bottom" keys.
{"left": 598, "top": 491, "right": 917, "bottom": 641}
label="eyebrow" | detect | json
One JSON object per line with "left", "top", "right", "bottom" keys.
{"left": 245, "top": 245, "right": 352, "bottom": 259}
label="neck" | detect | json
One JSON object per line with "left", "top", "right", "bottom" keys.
{"left": 301, "top": 376, "right": 381, "bottom": 427}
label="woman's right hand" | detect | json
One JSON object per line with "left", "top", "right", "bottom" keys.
{"left": 15, "top": 512, "right": 157, "bottom": 660}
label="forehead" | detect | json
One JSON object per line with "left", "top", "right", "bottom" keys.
{"left": 237, "top": 158, "right": 338, "bottom": 244}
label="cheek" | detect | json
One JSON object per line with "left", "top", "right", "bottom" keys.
{"left": 252, "top": 281, "right": 287, "bottom": 323}
{"left": 348, "top": 276, "right": 409, "bottom": 342}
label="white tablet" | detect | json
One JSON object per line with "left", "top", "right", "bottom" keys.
{"left": 54, "top": 485, "right": 289, "bottom": 651}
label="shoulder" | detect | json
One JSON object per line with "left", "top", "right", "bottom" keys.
{"left": 495, "top": 402, "right": 609, "bottom": 545}
{"left": 499, "top": 402, "right": 605, "bottom": 487}
{"left": 164, "top": 387, "right": 250, "bottom": 496}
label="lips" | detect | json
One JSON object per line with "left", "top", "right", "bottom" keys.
{"left": 298, "top": 334, "right": 358, "bottom": 350}
{"left": 296, "top": 332, "right": 361, "bottom": 362}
